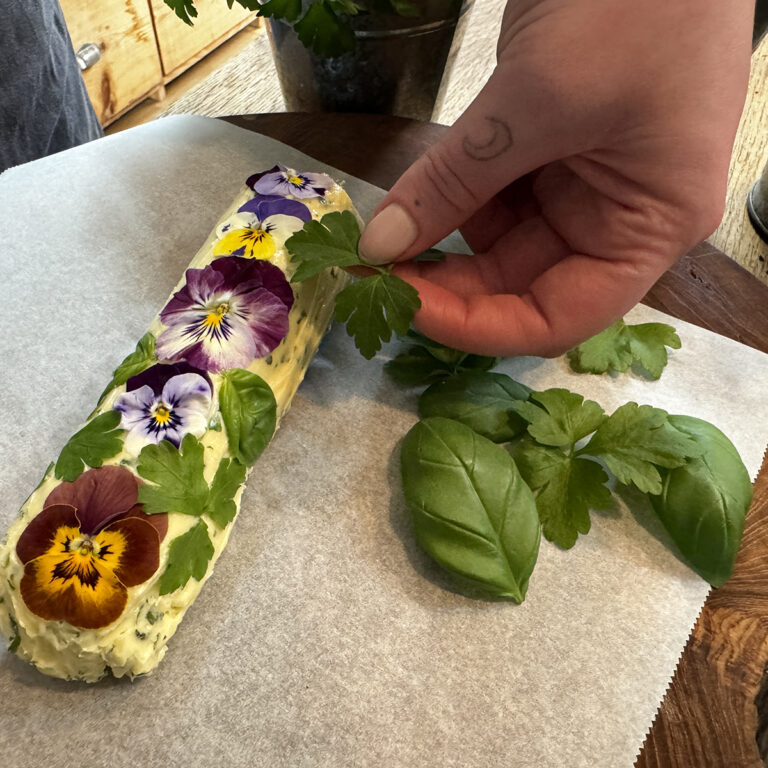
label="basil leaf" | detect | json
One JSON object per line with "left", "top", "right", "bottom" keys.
{"left": 158, "top": 519, "right": 215, "bottom": 595}
{"left": 54, "top": 411, "right": 124, "bottom": 482}
{"left": 137, "top": 434, "right": 209, "bottom": 517}
{"left": 98, "top": 332, "right": 156, "bottom": 406}
{"left": 650, "top": 415, "right": 752, "bottom": 587}
{"left": 219, "top": 369, "right": 277, "bottom": 466}
{"left": 418, "top": 371, "right": 532, "bottom": 442}
{"left": 400, "top": 417, "right": 540, "bottom": 602}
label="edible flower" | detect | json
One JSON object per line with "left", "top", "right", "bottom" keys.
{"left": 17, "top": 466, "right": 167, "bottom": 630}
{"left": 156, "top": 255, "right": 294, "bottom": 373}
{"left": 113, "top": 362, "right": 213, "bottom": 454}
{"left": 247, "top": 165, "right": 334, "bottom": 199}
{"left": 213, "top": 195, "right": 311, "bottom": 260}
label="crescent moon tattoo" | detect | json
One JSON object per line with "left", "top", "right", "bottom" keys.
{"left": 462, "top": 117, "right": 513, "bottom": 161}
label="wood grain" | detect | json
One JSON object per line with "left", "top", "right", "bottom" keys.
{"left": 223, "top": 112, "right": 768, "bottom": 768}
{"left": 60, "top": 0, "right": 164, "bottom": 126}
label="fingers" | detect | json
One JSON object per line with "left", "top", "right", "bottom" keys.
{"left": 398, "top": 251, "right": 667, "bottom": 358}
{"left": 358, "top": 67, "right": 580, "bottom": 266}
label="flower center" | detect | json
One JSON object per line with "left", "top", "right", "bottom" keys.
{"left": 287, "top": 174, "right": 305, "bottom": 188}
{"left": 153, "top": 404, "right": 172, "bottom": 425}
{"left": 70, "top": 534, "right": 99, "bottom": 557}
{"left": 204, "top": 302, "right": 230, "bottom": 328}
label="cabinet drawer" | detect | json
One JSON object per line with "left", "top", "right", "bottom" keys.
{"left": 60, "top": 0, "right": 164, "bottom": 125}
{"left": 149, "top": 0, "right": 256, "bottom": 79}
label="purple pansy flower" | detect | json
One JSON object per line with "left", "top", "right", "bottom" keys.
{"left": 246, "top": 164, "right": 334, "bottom": 199}
{"left": 214, "top": 195, "right": 311, "bottom": 260}
{"left": 155, "top": 255, "right": 294, "bottom": 373}
{"left": 113, "top": 362, "right": 213, "bottom": 454}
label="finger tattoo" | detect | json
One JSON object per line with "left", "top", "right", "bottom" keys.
{"left": 462, "top": 117, "right": 513, "bottom": 161}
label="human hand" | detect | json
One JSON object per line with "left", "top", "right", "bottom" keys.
{"left": 358, "top": 0, "right": 753, "bottom": 357}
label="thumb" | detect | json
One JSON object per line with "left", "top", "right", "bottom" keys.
{"left": 358, "top": 67, "right": 578, "bottom": 265}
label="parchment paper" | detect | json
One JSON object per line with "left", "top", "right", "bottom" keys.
{"left": 1, "top": 116, "right": 766, "bottom": 768}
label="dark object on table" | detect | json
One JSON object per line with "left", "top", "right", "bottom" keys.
{"left": 266, "top": 0, "right": 472, "bottom": 121}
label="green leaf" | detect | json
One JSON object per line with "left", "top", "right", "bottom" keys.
{"left": 649, "top": 415, "right": 752, "bottom": 587}
{"left": 387, "top": 0, "right": 420, "bottom": 16}
{"left": 327, "top": 0, "right": 362, "bottom": 14}
{"left": 384, "top": 330, "right": 497, "bottom": 386}
{"left": 582, "top": 403, "right": 703, "bottom": 494}
{"left": 219, "top": 369, "right": 277, "bottom": 465}
{"left": 418, "top": 371, "right": 531, "bottom": 442}
{"left": 164, "top": 0, "right": 198, "bottom": 25}
{"left": 567, "top": 319, "right": 680, "bottom": 380}
{"left": 511, "top": 388, "right": 605, "bottom": 448}
{"left": 287, "top": 210, "right": 363, "bottom": 282}
{"left": 334, "top": 273, "right": 421, "bottom": 359}
{"left": 400, "top": 417, "right": 541, "bottom": 602}
{"left": 513, "top": 438, "right": 612, "bottom": 549}
{"left": 257, "top": 0, "right": 302, "bottom": 22}
{"left": 294, "top": 1, "right": 356, "bottom": 57}
{"left": 98, "top": 332, "right": 156, "bottom": 405}
{"left": 137, "top": 434, "right": 209, "bottom": 517}
{"left": 158, "top": 519, "right": 215, "bottom": 595}
{"left": 206, "top": 458, "right": 248, "bottom": 528}
{"left": 54, "top": 411, "right": 124, "bottom": 482}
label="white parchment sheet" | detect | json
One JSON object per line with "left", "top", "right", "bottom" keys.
{"left": 1, "top": 116, "right": 766, "bottom": 768}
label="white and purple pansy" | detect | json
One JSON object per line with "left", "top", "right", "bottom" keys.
{"left": 155, "top": 255, "right": 294, "bottom": 373}
{"left": 113, "top": 362, "right": 213, "bottom": 453}
{"left": 213, "top": 194, "right": 311, "bottom": 260}
{"left": 246, "top": 164, "right": 334, "bottom": 199}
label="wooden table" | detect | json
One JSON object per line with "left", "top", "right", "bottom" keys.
{"left": 226, "top": 113, "right": 768, "bottom": 767}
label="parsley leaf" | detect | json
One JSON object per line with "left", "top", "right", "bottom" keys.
{"left": 511, "top": 389, "right": 605, "bottom": 448}
{"left": 582, "top": 402, "right": 703, "bottom": 494}
{"left": 206, "top": 458, "right": 247, "bottom": 528}
{"left": 254, "top": 0, "right": 301, "bottom": 19}
{"left": 294, "top": 0, "right": 355, "bottom": 57}
{"left": 334, "top": 273, "right": 420, "bottom": 359}
{"left": 55, "top": 411, "right": 124, "bottom": 482}
{"left": 287, "top": 210, "right": 363, "bottom": 282}
{"left": 98, "top": 332, "right": 156, "bottom": 406}
{"left": 164, "top": 0, "right": 197, "bottom": 24}
{"left": 567, "top": 319, "right": 681, "bottom": 379}
{"left": 513, "top": 438, "right": 612, "bottom": 549}
{"left": 219, "top": 369, "right": 277, "bottom": 466}
{"left": 158, "top": 519, "right": 214, "bottom": 595}
{"left": 137, "top": 434, "right": 209, "bottom": 517}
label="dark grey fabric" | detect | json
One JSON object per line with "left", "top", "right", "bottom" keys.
{"left": 0, "top": 0, "right": 103, "bottom": 173}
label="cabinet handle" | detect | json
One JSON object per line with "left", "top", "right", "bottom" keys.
{"left": 75, "top": 43, "right": 102, "bottom": 71}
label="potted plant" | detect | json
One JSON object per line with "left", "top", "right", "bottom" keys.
{"left": 165, "top": 0, "right": 473, "bottom": 120}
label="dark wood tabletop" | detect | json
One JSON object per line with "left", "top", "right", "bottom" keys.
{"left": 226, "top": 113, "right": 768, "bottom": 768}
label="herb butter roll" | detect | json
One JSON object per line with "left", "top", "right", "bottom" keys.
{"left": 0, "top": 166, "right": 356, "bottom": 682}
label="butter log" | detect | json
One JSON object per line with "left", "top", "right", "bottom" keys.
{"left": 0, "top": 166, "right": 355, "bottom": 682}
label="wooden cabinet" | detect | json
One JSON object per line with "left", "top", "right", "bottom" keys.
{"left": 60, "top": 0, "right": 257, "bottom": 126}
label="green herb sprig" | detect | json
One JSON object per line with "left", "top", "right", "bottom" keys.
{"left": 164, "top": 0, "right": 420, "bottom": 57}
{"left": 286, "top": 210, "right": 420, "bottom": 359}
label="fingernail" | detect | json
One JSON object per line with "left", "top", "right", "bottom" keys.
{"left": 359, "top": 204, "right": 418, "bottom": 265}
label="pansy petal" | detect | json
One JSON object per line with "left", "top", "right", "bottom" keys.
{"left": 16, "top": 505, "right": 79, "bottom": 564}
{"left": 243, "top": 290, "right": 292, "bottom": 357}
{"left": 44, "top": 466, "right": 139, "bottom": 535}
{"left": 162, "top": 372, "right": 212, "bottom": 404}
{"left": 114, "top": 385, "right": 156, "bottom": 431}
{"left": 21, "top": 557, "right": 127, "bottom": 629}
{"left": 239, "top": 196, "right": 311, "bottom": 222}
{"left": 263, "top": 213, "right": 308, "bottom": 242}
{"left": 103, "top": 516, "right": 161, "bottom": 588}
{"left": 245, "top": 166, "right": 280, "bottom": 190}
{"left": 115, "top": 503, "right": 168, "bottom": 541}
{"left": 213, "top": 229, "right": 253, "bottom": 257}
{"left": 126, "top": 361, "right": 211, "bottom": 396}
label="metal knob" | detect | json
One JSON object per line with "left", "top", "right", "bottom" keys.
{"left": 75, "top": 43, "right": 101, "bottom": 71}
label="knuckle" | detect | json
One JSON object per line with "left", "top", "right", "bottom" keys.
{"left": 419, "top": 145, "right": 482, "bottom": 214}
